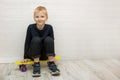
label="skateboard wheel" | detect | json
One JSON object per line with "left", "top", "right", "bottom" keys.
{"left": 19, "top": 65, "right": 27, "bottom": 72}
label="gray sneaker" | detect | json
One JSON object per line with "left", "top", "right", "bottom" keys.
{"left": 48, "top": 62, "right": 60, "bottom": 76}
{"left": 32, "top": 62, "right": 41, "bottom": 77}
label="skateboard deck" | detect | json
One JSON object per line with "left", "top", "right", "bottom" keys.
{"left": 14, "top": 56, "right": 60, "bottom": 65}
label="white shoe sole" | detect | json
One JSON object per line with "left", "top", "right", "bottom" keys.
{"left": 50, "top": 71, "right": 60, "bottom": 76}
{"left": 32, "top": 73, "right": 41, "bottom": 77}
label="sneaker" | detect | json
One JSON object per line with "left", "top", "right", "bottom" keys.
{"left": 48, "top": 61, "right": 60, "bottom": 76}
{"left": 32, "top": 62, "right": 41, "bottom": 77}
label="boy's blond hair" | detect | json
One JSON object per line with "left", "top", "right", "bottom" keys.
{"left": 34, "top": 6, "right": 48, "bottom": 19}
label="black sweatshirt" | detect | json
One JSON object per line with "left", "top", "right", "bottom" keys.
{"left": 24, "top": 23, "right": 54, "bottom": 59}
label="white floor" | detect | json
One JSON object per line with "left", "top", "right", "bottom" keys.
{"left": 0, "top": 59, "right": 120, "bottom": 80}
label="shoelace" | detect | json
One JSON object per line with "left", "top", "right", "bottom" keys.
{"left": 49, "top": 63, "right": 58, "bottom": 72}
{"left": 33, "top": 63, "right": 40, "bottom": 74}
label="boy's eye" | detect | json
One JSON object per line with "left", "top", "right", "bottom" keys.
{"left": 41, "top": 16, "right": 44, "bottom": 18}
{"left": 35, "top": 16, "right": 39, "bottom": 18}
{"left": 35, "top": 16, "right": 44, "bottom": 18}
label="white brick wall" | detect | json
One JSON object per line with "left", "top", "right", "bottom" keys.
{"left": 0, "top": 0, "right": 120, "bottom": 62}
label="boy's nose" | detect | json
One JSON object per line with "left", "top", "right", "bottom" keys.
{"left": 38, "top": 18, "right": 42, "bottom": 20}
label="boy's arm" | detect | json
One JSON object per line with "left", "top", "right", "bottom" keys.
{"left": 24, "top": 25, "right": 32, "bottom": 59}
{"left": 49, "top": 25, "right": 54, "bottom": 40}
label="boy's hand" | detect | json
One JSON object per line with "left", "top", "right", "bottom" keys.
{"left": 21, "top": 59, "right": 31, "bottom": 63}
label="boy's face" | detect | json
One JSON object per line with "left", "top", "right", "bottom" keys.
{"left": 34, "top": 11, "right": 47, "bottom": 27}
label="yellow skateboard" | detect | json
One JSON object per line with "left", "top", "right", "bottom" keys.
{"left": 14, "top": 56, "right": 60, "bottom": 72}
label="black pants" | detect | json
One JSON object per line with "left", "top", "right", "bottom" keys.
{"left": 28, "top": 36, "right": 55, "bottom": 60}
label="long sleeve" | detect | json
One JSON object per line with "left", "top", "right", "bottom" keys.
{"left": 24, "top": 25, "right": 32, "bottom": 59}
{"left": 49, "top": 25, "right": 54, "bottom": 40}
